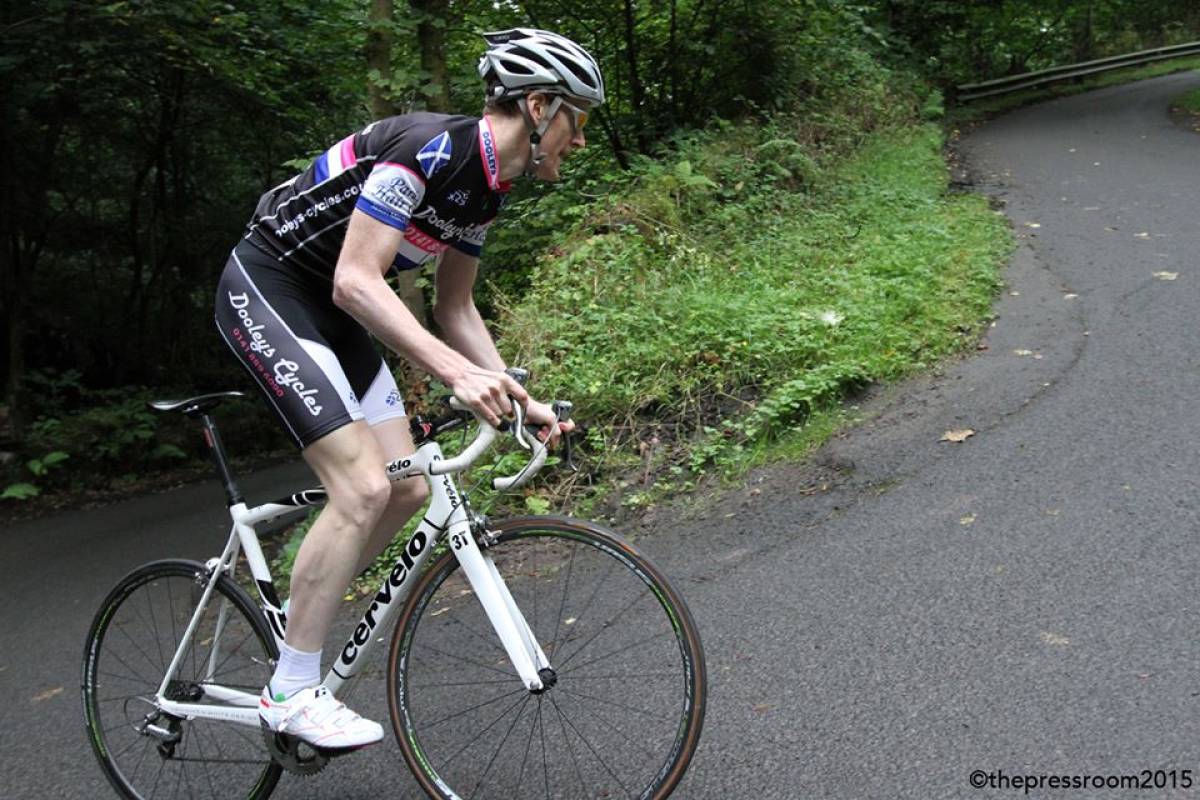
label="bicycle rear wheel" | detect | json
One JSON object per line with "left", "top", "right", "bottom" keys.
{"left": 82, "top": 559, "right": 282, "bottom": 799}
{"left": 388, "top": 515, "right": 706, "bottom": 800}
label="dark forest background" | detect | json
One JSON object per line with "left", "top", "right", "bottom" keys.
{"left": 3, "top": 0, "right": 1198, "bottom": 496}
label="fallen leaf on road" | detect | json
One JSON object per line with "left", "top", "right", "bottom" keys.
{"left": 32, "top": 687, "right": 63, "bottom": 703}
{"left": 960, "top": 514, "right": 976, "bottom": 526}
{"left": 1153, "top": 271, "right": 1178, "bottom": 281}
{"left": 941, "top": 429, "right": 975, "bottom": 443}
{"left": 1040, "top": 632, "right": 1070, "bottom": 646}
{"left": 753, "top": 704, "right": 772, "bottom": 714}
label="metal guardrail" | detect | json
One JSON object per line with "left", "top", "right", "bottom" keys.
{"left": 955, "top": 40, "right": 1200, "bottom": 102}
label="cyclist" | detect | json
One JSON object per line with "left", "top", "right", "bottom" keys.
{"left": 213, "top": 28, "right": 603, "bottom": 750}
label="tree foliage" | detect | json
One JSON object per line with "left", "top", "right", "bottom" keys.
{"left": 0, "top": 0, "right": 1196, "bottom": 470}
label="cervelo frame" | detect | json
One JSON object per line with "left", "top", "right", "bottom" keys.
{"left": 153, "top": 400, "right": 552, "bottom": 729}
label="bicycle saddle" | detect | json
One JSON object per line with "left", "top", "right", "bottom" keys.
{"left": 147, "top": 390, "right": 245, "bottom": 416}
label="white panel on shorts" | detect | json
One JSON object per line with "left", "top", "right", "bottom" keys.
{"left": 360, "top": 362, "right": 408, "bottom": 425}
{"left": 296, "top": 337, "right": 365, "bottom": 422}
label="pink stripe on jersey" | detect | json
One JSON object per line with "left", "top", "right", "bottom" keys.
{"left": 377, "top": 161, "right": 426, "bottom": 184}
{"left": 404, "top": 226, "right": 448, "bottom": 253}
{"left": 339, "top": 135, "right": 357, "bottom": 170}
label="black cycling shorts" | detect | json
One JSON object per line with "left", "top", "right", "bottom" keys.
{"left": 214, "top": 242, "right": 406, "bottom": 448}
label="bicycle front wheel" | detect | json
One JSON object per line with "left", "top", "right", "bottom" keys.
{"left": 82, "top": 559, "right": 282, "bottom": 799}
{"left": 388, "top": 515, "right": 706, "bottom": 800}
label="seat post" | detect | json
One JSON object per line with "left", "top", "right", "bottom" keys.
{"left": 199, "top": 413, "right": 244, "bottom": 506}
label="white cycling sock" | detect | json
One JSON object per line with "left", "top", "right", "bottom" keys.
{"left": 268, "top": 642, "right": 322, "bottom": 700}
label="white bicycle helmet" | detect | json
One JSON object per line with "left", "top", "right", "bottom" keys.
{"left": 478, "top": 28, "right": 605, "bottom": 107}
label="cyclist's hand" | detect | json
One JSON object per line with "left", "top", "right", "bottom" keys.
{"left": 525, "top": 398, "right": 574, "bottom": 449}
{"left": 451, "top": 366, "right": 528, "bottom": 428}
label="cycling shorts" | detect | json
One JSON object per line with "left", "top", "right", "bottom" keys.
{"left": 214, "top": 242, "right": 406, "bottom": 448}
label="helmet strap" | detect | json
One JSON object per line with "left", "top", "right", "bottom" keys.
{"left": 517, "top": 95, "right": 564, "bottom": 177}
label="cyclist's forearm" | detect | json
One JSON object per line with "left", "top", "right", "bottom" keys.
{"left": 433, "top": 302, "right": 507, "bottom": 373}
{"left": 333, "top": 268, "right": 472, "bottom": 385}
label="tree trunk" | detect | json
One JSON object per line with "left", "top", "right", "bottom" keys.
{"left": 411, "top": 0, "right": 451, "bottom": 113}
{"left": 4, "top": 296, "right": 23, "bottom": 438}
{"left": 622, "top": 0, "right": 650, "bottom": 153}
{"left": 367, "top": 0, "right": 398, "bottom": 119}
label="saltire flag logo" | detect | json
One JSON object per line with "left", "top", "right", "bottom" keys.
{"left": 417, "top": 132, "right": 452, "bottom": 179}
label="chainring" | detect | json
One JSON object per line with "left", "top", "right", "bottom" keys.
{"left": 260, "top": 721, "right": 330, "bottom": 776}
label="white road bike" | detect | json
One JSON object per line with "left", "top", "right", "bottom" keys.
{"left": 82, "top": 380, "right": 706, "bottom": 799}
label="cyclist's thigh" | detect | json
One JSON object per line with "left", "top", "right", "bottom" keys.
{"left": 369, "top": 416, "right": 418, "bottom": 464}
{"left": 214, "top": 243, "right": 378, "bottom": 448}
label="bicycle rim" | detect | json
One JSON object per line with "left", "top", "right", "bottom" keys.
{"left": 389, "top": 516, "right": 706, "bottom": 800}
{"left": 82, "top": 560, "right": 282, "bottom": 800}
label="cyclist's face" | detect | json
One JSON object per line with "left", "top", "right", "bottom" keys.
{"left": 532, "top": 95, "right": 587, "bottom": 181}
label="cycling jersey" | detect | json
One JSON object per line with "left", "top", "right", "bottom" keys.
{"left": 243, "top": 112, "right": 511, "bottom": 281}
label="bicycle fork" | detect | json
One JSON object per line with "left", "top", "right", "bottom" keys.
{"left": 449, "top": 520, "right": 553, "bottom": 692}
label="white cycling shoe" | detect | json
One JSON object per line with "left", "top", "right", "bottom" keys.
{"left": 259, "top": 685, "right": 384, "bottom": 750}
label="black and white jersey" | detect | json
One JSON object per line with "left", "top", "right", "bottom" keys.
{"left": 243, "top": 113, "right": 511, "bottom": 280}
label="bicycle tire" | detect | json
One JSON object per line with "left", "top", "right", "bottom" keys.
{"left": 82, "top": 559, "right": 282, "bottom": 800}
{"left": 388, "top": 515, "right": 706, "bottom": 800}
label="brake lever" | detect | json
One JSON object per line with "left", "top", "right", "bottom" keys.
{"left": 552, "top": 400, "right": 578, "bottom": 473}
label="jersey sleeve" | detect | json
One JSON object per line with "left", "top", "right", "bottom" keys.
{"left": 355, "top": 161, "right": 427, "bottom": 230}
{"left": 449, "top": 219, "right": 494, "bottom": 258}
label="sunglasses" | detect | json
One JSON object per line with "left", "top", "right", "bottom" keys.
{"left": 556, "top": 98, "right": 590, "bottom": 133}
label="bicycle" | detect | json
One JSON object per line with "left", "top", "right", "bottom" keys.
{"left": 82, "top": 379, "right": 707, "bottom": 799}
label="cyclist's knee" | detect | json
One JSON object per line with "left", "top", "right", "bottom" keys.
{"left": 328, "top": 471, "right": 391, "bottom": 531}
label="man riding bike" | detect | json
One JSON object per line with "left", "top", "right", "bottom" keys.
{"left": 213, "top": 28, "right": 604, "bottom": 750}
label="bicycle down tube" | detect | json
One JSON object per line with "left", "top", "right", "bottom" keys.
{"left": 154, "top": 433, "right": 551, "bottom": 728}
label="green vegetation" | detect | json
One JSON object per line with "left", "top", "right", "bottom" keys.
{"left": 1174, "top": 86, "right": 1200, "bottom": 113}
{"left": 4, "top": 1, "right": 1197, "bottom": 511}
{"left": 497, "top": 120, "right": 1009, "bottom": 507}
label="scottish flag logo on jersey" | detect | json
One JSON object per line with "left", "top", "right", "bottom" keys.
{"left": 417, "top": 131, "right": 452, "bottom": 179}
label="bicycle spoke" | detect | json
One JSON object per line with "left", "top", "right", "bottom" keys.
{"left": 421, "top": 642, "right": 517, "bottom": 678}
{"left": 560, "top": 629, "right": 673, "bottom": 676}
{"left": 437, "top": 691, "right": 530, "bottom": 773}
{"left": 409, "top": 677, "right": 517, "bottom": 689}
{"left": 556, "top": 685, "right": 673, "bottom": 723}
{"left": 515, "top": 695, "right": 540, "bottom": 793}
{"left": 548, "top": 693, "right": 634, "bottom": 800}
{"left": 96, "top": 689, "right": 158, "bottom": 704}
{"left": 146, "top": 583, "right": 168, "bottom": 673}
{"left": 97, "top": 668, "right": 156, "bottom": 688}
{"left": 549, "top": 689, "right": 589, "bottom": 797}
{"left": 440, "top": 612, "right": 508, "bottom": 656}
{"left": 560, "top": 670, "right": 680, "bottom": 681}
{"left": 111, "top": 616, "right": 165, "bottom": 684}
{"left": 557, "top": 587, "right": 652, "bottom": 669}
{"left": 422, "top": 686, "right": 527, "bottom": 730}
{"left": 468, "top": 694, "right": 531, "bottom": 800}
{"left": 549, "top": 538, "right": 579, "bottom": 659}
{"left": 557, "top": 689, "right": 662, "bottom": 765}
{"left": 538, "top": 698, "right": 550, "bottom": 800}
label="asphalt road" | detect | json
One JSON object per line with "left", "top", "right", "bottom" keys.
{"left": 3, "top": 70, "right": 1200, "bottom": 799}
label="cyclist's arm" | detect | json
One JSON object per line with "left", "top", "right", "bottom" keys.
{"left": 432, "top": 247, "right": 506, "bottom": 372}
{"left": 333, "top": 210, "right": 525, "bottom": 425}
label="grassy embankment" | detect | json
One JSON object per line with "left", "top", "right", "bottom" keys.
{"left": 302, "top": 100, "right": 1015, "bottom": 590}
